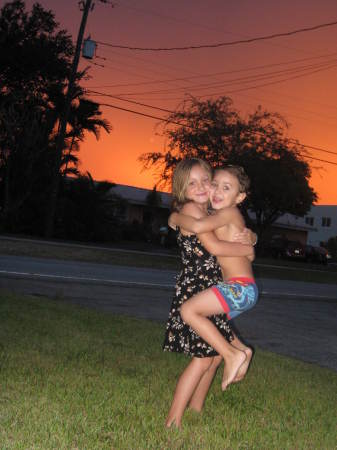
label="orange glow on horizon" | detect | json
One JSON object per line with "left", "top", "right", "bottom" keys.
{"left": 80, "top": 109, "right": 337, "bottom": 204}
{"left": 25, "top": 0, "right": 337, "bottom": 204}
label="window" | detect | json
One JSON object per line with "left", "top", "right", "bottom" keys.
{"left": 321, "top": 217, "right": 331, "bottom": 227}
{"left": 305, "top": 217, "right": 314, "bottom": 226}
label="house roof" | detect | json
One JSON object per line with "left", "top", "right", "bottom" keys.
{"left": 110, "top": 184, "right": 172, "bottom": 208}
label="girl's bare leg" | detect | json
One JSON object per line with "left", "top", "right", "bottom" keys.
{"left": 166, "top": 356, "right": 213, "bottom": 428}
{"left": 188, "top": 355, "right": 222, "bottom": 412}
{"left": 180, "top": 290, "right": 246, "bottom": 390}
{"left": 231, "top": 334, "right": 253, "bottom": 382}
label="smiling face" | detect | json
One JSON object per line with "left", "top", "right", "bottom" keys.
{"left": 210, "top": 170, "right": 246, "bottom": 210}
{"left": 184, "top": 163, "right": 211, "bottom": 205}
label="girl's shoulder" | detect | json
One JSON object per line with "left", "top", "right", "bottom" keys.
{"left": 217, "top": 205, "right": 243, "bottom": 222}
{"left": 181, "top": 202, "right": 206, "bottom": 219}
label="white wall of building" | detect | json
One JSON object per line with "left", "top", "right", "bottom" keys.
{"left": 275, "top": 205, "right": 337, "bottom": 246}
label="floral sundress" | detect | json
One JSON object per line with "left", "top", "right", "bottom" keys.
{"left": 163, "top": 229, "right": 234, "bottom": 357}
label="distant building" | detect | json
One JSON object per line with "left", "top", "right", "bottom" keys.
{"left": 258, "top": 215, "right": 313, "bottom": 245}
{"left": 110, "top": 184, "right": 337, "bottom": 245}
{"left": 253, "top": 205, "right": 337, "bottom": 246}
{"left": 279, "top": 205, "right": 337, "bottom": 246}
{"left": 110, "top": 184, "right": 171, "bottom": 233}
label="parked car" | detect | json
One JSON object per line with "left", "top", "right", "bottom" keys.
{"left": 305, "top": 245, "right": 332, "bottom": 265}
{"left": 267, "top": 238, "right": 306, "bottom": 260}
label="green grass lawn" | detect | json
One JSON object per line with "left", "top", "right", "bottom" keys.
{"left": 0, "top": 294, "right": 336, "bottom": 449}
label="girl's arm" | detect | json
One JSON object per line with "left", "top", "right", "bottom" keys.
{"left": 169, "top": 211, "right": 257, "bottom": 246}
{"left": 169, "top": 210, "right": 232, "bottom": 234}
{"left": 169, "top": 203, "right": 253, "bottom": 257}
{"left": 197, "top": 231, "right": 253, "bottom": 257}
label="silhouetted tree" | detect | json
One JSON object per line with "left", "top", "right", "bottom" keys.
{"left": 140, "top": 96, "right": 317, "bottom": 234}
{"left": 0, "top": 0, "right": 73, "bottom": 230}
{"left": 57, "top": 172, "right": 119, "bottom": 242}
{"left": 0, "top": 1, "right": 111, "bottom": 235}
{"left": 63, "top": 98, "right": 111, "bottom": 176}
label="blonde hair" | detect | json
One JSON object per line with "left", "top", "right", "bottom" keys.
{"left": 171, "top": 158, "right": 212, "bottom": 211}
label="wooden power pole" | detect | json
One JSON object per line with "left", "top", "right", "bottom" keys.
{"left": 45, "top": 0, "right": 93, "bottom": 237}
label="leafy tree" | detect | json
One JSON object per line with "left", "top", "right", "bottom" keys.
{"left": 0, "top": 1, "right": 73, "bottom": 93}
{"left": 231, "top": 107, "right": 317, "bottom": 231}
{"left": 0, "top": 1, "right": 111, "bottom": 235}
{"left": 57, "top": 172, "right": 120, "bottom": 242}
{"left": 0, "top": 0, "right": 73, "bottom": 230}
{"left": 0, "top": 90, "right": 54, "bottom": 232}
{"left": 140, "top": 96, "right": 317, "bottom": 233}
{"left": 140, "top": 96, "right": 240, "bottom": 186}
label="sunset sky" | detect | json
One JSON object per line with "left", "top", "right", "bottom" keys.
{"left": 25, "top": 0, "right": 337, "bottom": 204}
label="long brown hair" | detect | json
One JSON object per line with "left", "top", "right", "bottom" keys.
{"left": 171, "top": 158, "right": 212, "bottom": 211}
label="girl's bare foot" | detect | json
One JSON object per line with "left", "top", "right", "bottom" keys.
{"left": 222, "top": 349, "right": 246, "bottom": 390}
{"left": 165, "top": 416, "right": 181, "bottom": 429}
{"left": 234, "top": 347, "right": 253, "bottom": 382}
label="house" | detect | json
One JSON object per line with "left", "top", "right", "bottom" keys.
{"left": 110, "top": 183, "right": 337, "bottom": 246}
{"left": 110, "top": 184, "right": 171, "bottom": 233}
{"left": 290, "top": 205, "right": 337, "bottom": 246}
{"left": 260, "top": 217, "right": 313, "bottom": 245}
{"left": 261, "top": 205, "right": 337, "bottom": 246}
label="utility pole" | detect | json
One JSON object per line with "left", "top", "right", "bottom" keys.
{"left": 45, "top": 0, "right": 93, "bottom": 237}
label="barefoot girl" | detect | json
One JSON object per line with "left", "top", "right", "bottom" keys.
{"left": 170, "top": 165, "right": 258, "bottom": 391}
{"left": 163, "top": 159, "right": 255, "bottom": 428}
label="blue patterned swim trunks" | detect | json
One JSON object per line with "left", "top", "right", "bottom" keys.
{"left": 211, "top": 277, "right": 258, "bottom": 320}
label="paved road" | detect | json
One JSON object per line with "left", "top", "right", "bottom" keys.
{"left": 0, "top": 255, "right": 336, "bottom": 372}
{"left": 1, "top": 254, "right": 336, "bottom": 299}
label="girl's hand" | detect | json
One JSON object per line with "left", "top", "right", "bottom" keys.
{"left": 168, "top": 212, "right": 179, "bottom": 230}
{"left": 232, "top": 228, "right": 257, "bottom": 246}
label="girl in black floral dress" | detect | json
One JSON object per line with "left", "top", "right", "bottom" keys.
{"left": 164, "top": 158, "right": 254, "bottom": 428}
{"left": 163, "top": 230, "right": 233, "bottom": 356}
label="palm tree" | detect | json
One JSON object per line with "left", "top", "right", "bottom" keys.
{"left": 62, "top": 97, "right": 111, "bottom": 175}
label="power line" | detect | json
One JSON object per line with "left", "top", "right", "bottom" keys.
{"left": 88, "top": 90, "right": 174, "bottom": 114}
{"left": 87, "top": 53, "right": 337, "bottom": 126}
{"left": 230, "top": 91, "right": 337, "bottom": 127}
{"left": 96, "top": 20, "right": 337, "bottom": 51}
{"left": 94, "top": 98, "right": 337, "bottom": 162}
{"left": 88, "top": 89, "right": 337, "bottom": 138}
{"left": 215, "top": 62, "right": 337, "bottom": 97}
{"left": 298, "top": 155, "right": 337, "bottom": 166}
{"left": 108, "top": 58, "right": 337, "bottom": 97}
{"left": 137, "top": 60, "right": 337, "bottom": 103}
{"left": 98, "top": 102, "right": 186, "bottom": 126}
{"left": 84, "top": 50, "right": 337, "bottom": 90}
{"left": 106, "top": 63, "right": 337, "bottom": 115}
{"left": 288, "top": 140, "right": 337, "bottom": 156}
{"left": 86, "top": 47, "right": 201, "bottom": 86}
{"left": 89, "top": 63, "right": 336, "bottom": 124}
{"left": 232, "top": 88, "right": 337, "bottom": 121}
{"left": 117, "top": 1, "right": 327, "bottom": 57}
